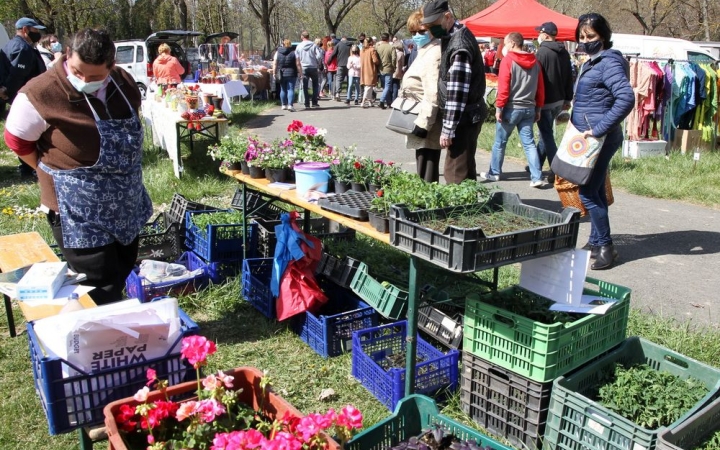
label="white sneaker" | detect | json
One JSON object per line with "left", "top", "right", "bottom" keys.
{"left": 281, "top": 105, "right": 287, "bottom": 110}
{"left": 480, "top": 172, "right": 499, "bottom": 182}
{"left": 288, "top": 106, "right": 296, "bottom": 112}
{"left": 530, "top": 180, "right": 545, "bottom": 188}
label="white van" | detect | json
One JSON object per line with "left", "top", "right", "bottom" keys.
{"left": 612, "top": 33, "right": 717, "bottom": 62}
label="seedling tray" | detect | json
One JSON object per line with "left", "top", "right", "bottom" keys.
{"left": 346, "top": 394, "right": 513, "bottom": 450}
{"left": 657, "top": 396, "right": 720, "bottom": 450}
{"left": 137, "top": 213, "right": 184, "bottom": 263}
{"left": 350, "top": 261, "right": 409, "bottom": 320}
{"left": 389, "top": 191, "right": 581, "bottom": 273}
{"left": 463, "top": 277, "right": 631, "bottom": 382}
{"left": 461, "top": 351, "right": 552, "bottom": 450}
{"left": 351, "top": 321, "right": 460, "bottom": 411}
{"left": 544, "top": 337, "right": 720, "bottom": 450}
{"left": 241, "top": 258, "right": 275, "bottom": 319}
{"left": 315, "top": 253, "right": 361, "bottom": 289}
{"left": 125, "top": 251, "right": 210, "bottom": 302}
{"left": 318, "top": 191, "right": 374, "bottom": 220}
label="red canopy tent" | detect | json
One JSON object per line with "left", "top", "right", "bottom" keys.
{"left": 460, "top": 0, "right": 579, "bottom": 42}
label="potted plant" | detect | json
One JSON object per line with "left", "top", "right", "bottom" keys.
{"left": 368, "top": 188, "right": 391, "bottom": 233}
{"left": 350, "top": 157, "right": 375, "bottom": 192}
{"left": 209, "top": 133, "right": 256, "bottom": 173}
{"left": 367, "top": 159, "right": 400, "bottom": 193}
{"left": 329, "top": 146, "right": 357, "bottom": 193}
{"left": 256, "top": 138, "right": 295, "bottom": 182}
{"left": 243, "top": 138, "right": 268, "bottom": 179}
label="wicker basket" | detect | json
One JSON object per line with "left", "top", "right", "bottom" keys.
{"left": 554, "top": 173, "right": 614, "bottom": 217}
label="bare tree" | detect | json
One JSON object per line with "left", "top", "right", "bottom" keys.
{"left": 367, "top": 0, "right": 415, "bottom": 36}
{"left": 247, "top": 0, "right": 278, "bottom": 57}
{"left": 318, "top": 0, "right": 364, "bottom": 34}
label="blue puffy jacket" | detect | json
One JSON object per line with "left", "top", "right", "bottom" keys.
{"left": 571, "top": 49, "right": 634, "bottom": 138}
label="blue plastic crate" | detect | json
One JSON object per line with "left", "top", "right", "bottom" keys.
{"left": 27, "top": 308, "right": 199, "bottom": 435}
{"left": 205, "top": 258, "right": 244, "bottom": 284}
{"left": 241, "top": 258, "right": 275, "bottom": 319}
{"left": 293, "top": 282, "right": 379, "bottom": 358}
{"left": 185, "top": 209, "right": 257, "bottom": 262}
{"left": 125, "top": 251, "right": 211, "bottom": 302}
{"left": 352, "top": 320, "right": 460, "bottom": 411}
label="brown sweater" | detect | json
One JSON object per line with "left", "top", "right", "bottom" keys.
{"left": 21, "top": 56, "right": 142, "bottom": 212}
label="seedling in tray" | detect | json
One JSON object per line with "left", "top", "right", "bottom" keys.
{"left": 191, "top": 210, "right": 244, "bottom": 237}
{"left": 480, "top": 287, "right": 580, "bottom": 325}
{"left": 421, "top": 208, "right": 545, "bottom": 235}
{"left": 390, "top": 426, "right": 496, "bottom": 450}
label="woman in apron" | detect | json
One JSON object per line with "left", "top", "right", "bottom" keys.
{"left": 4, "top": 28, "right": 151, "bottom": 304}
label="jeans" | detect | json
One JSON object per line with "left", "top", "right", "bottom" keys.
{"left": 390, "top": 78, "right": 401, "bottom": 104}
{"left": 326, "top": 71, "right": 335, "bottom": 95}
{"left": 379, "top": 73, "right": 392, "bottom": 103}
{"left": 488, "top": 108, "right": 542, "bottom": 182}
{"left": 302, "top": 67, "right": 320, "bottom": 106}
{"left": 279, "top": 76, "right": 296, "bottom": 106}
{"left": 347, "top": 76, "right": 361, "bottom": 101}
{"left": 537, "top": 104, "right": 563, "bottom": 168}
{"left": 335, "top": 66, "right": 348, "bottom": 97}
{"left": 579, "top": 126, "right": 623, "bottom": 247}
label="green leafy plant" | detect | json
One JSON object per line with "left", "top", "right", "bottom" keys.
{"left": 329, "top": 146, "right": 357, "bottom": 183}
{"left": 191, "top": 211, "right": 244, "bottom": 237}
{"left": 597, "top": 363, "right": 709, "bottom": 429}
{"left": 367, "top": 159, "right": 401, "bottom": 187}
{"left": 351, "top": 157, "right": 374, "bottom": 184}
{"left": 376, "top": 172, "right": 491, "bottom": 212}
{"left": 208, "top": 132, "right": 257, "bottom": 164}
{"left": 255, "top": 138, "right": 295, "bottom": 170}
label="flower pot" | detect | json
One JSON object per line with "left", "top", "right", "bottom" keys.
{"left": 286, "top": 168, "right": 296, "bottom": 183}
{"left": 226, "top": 161, "right": 243, "bottom": 171}
{"left": 240, "top": 160, "right": 250, "bottom": 175}
{"left": 104, "top": 366, "right": 342, "bottom": 450}
{"left": 212, "top": 96, "right": 224, "bottom": 110}
{"left": 202, "top": 93, "right": 215, "bottom": 106}
{"left": 249, "top": 165, "right": 264, "bottom": 179}
{"left": 350, "top": 182, "right": 367, "bottom": 192}
{"left": 265, "top": 167, "right": 287, "bottom": 183}
{"left": 368, "top": 211, "right": 390, "bottom": 233}
{"left": 334, "top": 180, "right": 351, "bottom": 194}
{"left": 185, "top": 95, "right": 199, "bottom": 110}
{"left": 368, "top": 183, "right": 380, "bottom": 194}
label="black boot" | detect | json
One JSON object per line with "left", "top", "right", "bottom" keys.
{"left": 591, "top": 245, "right": 618, "bottom": 270}
{"left": 581, "top": 242, "right": 599, "bottom": 259}
{"left": 379, "top": 101, "right": 387, "bottom": 110}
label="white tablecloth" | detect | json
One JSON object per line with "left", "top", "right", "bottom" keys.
{"left": 142, "top": 100, "right": 229, "bottom": 178}
{"left": 198, "top": 81, "right": 248, "bottom": 114}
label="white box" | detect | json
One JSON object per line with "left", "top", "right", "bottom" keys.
{"left": 622, "top": 140, "right": 667, "bottom": 159}
{"left": 17, "top": 262, "right": 68, "bottom": 301}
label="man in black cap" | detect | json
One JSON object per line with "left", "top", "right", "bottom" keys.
{"left": 1, "top": 17, "right": 47, "bottom": 177}
{"left": 534, "top": 21, "right": 573, "bottom": 183}
{"left": 422, "top": 0, "right": 486, "bottom": 184}
{"left": 329, "top": 35, "right": 353, "bottom": 101}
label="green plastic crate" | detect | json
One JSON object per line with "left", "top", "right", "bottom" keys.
{"left": 350, "top": 262, "right": 409, "bottom": 320}
{"left": 463, "top": 277, "right": 631, "bottom": 382}
{"left": 657, "top": 396, "right": 720, "bottom": 450}
{"left": 544, "top": 337, "right": 720, "bottom": 450}
{"left": 345, "top": 394, "right": 513, "bottom": 450}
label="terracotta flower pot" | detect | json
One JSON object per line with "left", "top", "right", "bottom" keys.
{"left": 185, "top": 95, "right": 199, "bottom": 110}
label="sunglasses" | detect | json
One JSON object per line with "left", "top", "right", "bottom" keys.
{"left": 412, "top": 30, "right": 428, "bottom": 35}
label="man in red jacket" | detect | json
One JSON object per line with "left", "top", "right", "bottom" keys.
{"left": 480, "top": 32, "right": 545, "bottom": 187}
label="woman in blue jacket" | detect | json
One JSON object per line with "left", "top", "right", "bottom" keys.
{"left": 572, "top": 13, "right": 634, "bottom": 270}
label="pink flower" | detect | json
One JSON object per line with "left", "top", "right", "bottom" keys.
{"left": 197, "top": 399, "right": 225, "bottom": 423}
{"left": 300, "top": 125, "right": 317, "bottom": 136}
{"left": 146, "top": 368, "right": 157, "bottom": 386}
{"left": 339, "top": 405, "right": 363, "bottom": 429}
{"left": 308, "top": 412, "right": 332, "bottom": 429}
{"left": 297, "top": 415, "right": 322, "bottom": 442}
{"left": 217, "top": 370, "right": 234, "bottom": 388}
{"left": 203, "top": 374, "right": 222, "bottom": 391}
{"left": 244, "top": 429, "right": 266, "bottom": 448}
{"left": 265, "top": 432, "right": 302, "bottom": 450}
{"left": 133, "top": 386, "right": 150, "bottom": 403}
{"left": 147, "top": 434, "right": 155, "bottom": 444}
{"left": 180, "top": 336, "right": 217, "bottom": 368}
{"left": 176, "top": 400, "right": 198, "bottom": 422}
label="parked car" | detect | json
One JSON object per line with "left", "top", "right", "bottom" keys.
{"left": 612, "top": 33, "right": 717, "bottom": 62}
{"left": 115, "top": 30, "right": 201, "bottom": 98}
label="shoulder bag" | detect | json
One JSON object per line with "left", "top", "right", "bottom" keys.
{"left": 550, "top": 121, "right": 606, "bottom": 186}
{"left": 385, "top": 96, "right": 421, "bottom": 134}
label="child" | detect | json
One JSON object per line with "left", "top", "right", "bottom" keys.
{"left": 345, "top": 45, "right": 361, "bottom": 105}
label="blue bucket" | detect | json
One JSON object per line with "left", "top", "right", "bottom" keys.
{"left": 294, "top": 162, "right": 331, "bottom": 195}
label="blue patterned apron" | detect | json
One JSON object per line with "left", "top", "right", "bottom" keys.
{"left": 39, "top": 78, "right": 153, "bottom": 248}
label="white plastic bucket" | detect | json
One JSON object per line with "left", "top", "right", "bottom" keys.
{"left": 294, "top": 162, "right": 331, "bottom": 195}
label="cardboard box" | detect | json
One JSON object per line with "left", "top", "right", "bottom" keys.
{"left": 17, "top": 262, "right": 68, "bottom": 301}
{"left": 622, "top": 140, "right": 667, "bottom": 159}
{"left": 673, "top": 129, "right": 712, "bottom": 154}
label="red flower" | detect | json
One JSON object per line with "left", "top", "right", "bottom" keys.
{"left": 353, "top": 162, "right": 363, "bottom": 169}
{"left": 376, "top": 190, "right": 383, "bottom": 197}
{"left": 287, "top": 120, "right": 304, "bottom": 133}
{"left": 115, "top": 404, "right": 139, "bottom": 432}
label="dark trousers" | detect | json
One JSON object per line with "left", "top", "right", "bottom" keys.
{"left": 302, "top": 67, "right": 320, "bottom": 107}
{"left": 334, "top": 66, "right": 348, "bottom": 97}
{"left": 48, "top": 211, "right": 139, "bottom": 305}
{"left": 444, "top": 121, "right": 482, "bottom": 184}
{"left": 415, "top": 148, "right": 441, "bottom": 183}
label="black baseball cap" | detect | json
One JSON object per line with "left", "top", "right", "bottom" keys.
{"left": 535, "top": 22, "right": 558, "bottom": 36}
{"left": 422, "top": 0, "right": 449, "bottom": 24}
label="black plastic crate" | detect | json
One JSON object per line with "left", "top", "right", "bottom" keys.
{"left": 418, "top": 304, "right": 463, "bottom": 349}
{"left": 137, "top": 213, "right": 184, "bottom": 263}
{"left": 166, "top": 193, "right": 219, "bottom": 227}
{"left": 230, "top": 187, "right": 285, "bottom": 220}
{"left": 389, "top": 191, "right": 581, "bottom": 273}
{"left": 460, "top": 351, "right": 553, "bottom": 450}
{"left": 657, "top": 396, "right": 720, "bottom": 450}
{"left": 315, "top": 254, "right": 361, "bottom": 289}
{"left": 318, "top": 191, "right": 373, "bottom": 220}
{"left": 253, "top": 217, "right": 356, "bottom": 258}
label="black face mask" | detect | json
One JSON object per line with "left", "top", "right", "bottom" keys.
{"left": 429, "top": 25, "right": 447, "bottom": 38}
{"left": 28, "top": 31, "right": 41, "bottom": 43}
{"left": 578, "top": 40, "right": 603, "bottom": 55}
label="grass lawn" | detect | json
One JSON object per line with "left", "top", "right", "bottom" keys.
{"left": 1, "top": 101, "right": 719, "bottom": 449}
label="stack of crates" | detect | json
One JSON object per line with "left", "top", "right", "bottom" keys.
{"left": 459, "top": 277, "right": 632, "bottom": 450}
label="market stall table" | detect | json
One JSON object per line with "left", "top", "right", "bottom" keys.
{"left": 143, "top": 100, "right": 229, "bottom": 178}
{"left": 197, "top": 81, "right": 248, "bottom": 114}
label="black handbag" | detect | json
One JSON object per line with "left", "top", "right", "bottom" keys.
{"left": 385, "top": 97, "right": 421, "bottom": 135}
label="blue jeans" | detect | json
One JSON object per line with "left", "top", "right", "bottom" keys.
{"left": 379, "top": 73, "right": 392, "bottom": 103}
{"left": 326, "top": 71, "right": 335, "bottom": 95}
{"left": 537, "top": 104, "right": 563, "bottom": 168}
{"left": 279, "top": 76, "right": 296, "bottom": 107}
{"left": 488, "top": 108, "right": 542, "bottom": 182}
{"left": 579, "top": 126, "right": 623, "bottom": 247}
{"left": 302, "top": 67, "right": 320, "bottom": 106}
{"left": 390, "top": 78, "right": 401, "bottom": 104}
{"left": 347, "top": 76, "right": 361, "bottom": 101}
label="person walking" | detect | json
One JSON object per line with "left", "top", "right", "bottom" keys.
{"left": 567, "top": 13, "right": 634, "bottom": 270}
{"left": 324, "top": 41, "right": 337, "bottom": 100}
{"left": 345, "top": 45, "right": 362, "bottom": 105}
{"left": 400, "top": 10, "right": 443, "bottom": 183}
{"left": 360, "top": 38, "right": 379, "bottom": 108}
{"left": 4, "top": 28, "right": 151, "bottom": 305}
{"left": 274, "top": 38, "right": 299, "bottom": 111}
{"left": 390, "top": 39, "right": 405, "bottom": 104}
{"left": 483, "top": 42, "right": 496, "bottom": 74}
{"left": 481, "top": 32, "right": 545, "bottom": 187}
{"left": 295, "top": 31, "right": 322, "bottom": 109}
{"left": 375, "top": 33, "right": 396, "bottom": 109}
{"left": 534, "top": 21, "right": 573, "bottom": 183}
{"left": 423, "top": 0, "right": 487, "bottom": 184}
{"left": 330, "top": 35, "right": 353, "bottom": 101}
{"left": 1, "top": 17, "right": 47, "bottom": 178}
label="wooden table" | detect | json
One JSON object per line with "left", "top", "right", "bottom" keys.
{"left": 0, "top": 232, "right": 95, "bottom": 335}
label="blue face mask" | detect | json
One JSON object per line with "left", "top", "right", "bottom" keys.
{"left": 67, "top": 73, "right": 107, "bottom": 94}
{"left": 412, "top": 32, "right": 431, "bottom": 48}
{"left": 51, "top": 42, "right": 62, "bottom": 53}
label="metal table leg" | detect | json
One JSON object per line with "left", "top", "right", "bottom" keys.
{"left": 404, "top": 255, "right": 420, "bottom": 396}
{"left": 3, "top": 293, "right": 16, "bottom": 338}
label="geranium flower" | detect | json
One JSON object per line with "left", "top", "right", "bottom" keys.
{"left": 300, "top": 125, "right": 317, "bottom": 136}
{"left": 176, "top": 400, "right": 199, "bottom": 422}
{"left": 181, "top": 335, "right": 217, "bottom": 368}
{"left": 217, "top": 370, "right": 234, "bottom": 388}
{"left": 287, "top": 120, "right": 303, "bottom": 133}
{"left": 354, "top": 161, "right": 362, "bottom": 169}
{"left": 146, "top": 368, "right": 157, "bottom": 386}
{"left": 339, "top": 405, "right": 363, "bottom": 429}
{"left": 134, "top": 386, "right": 150, "bottom": 403}
{"left": 297, "top": 415, "right": 323, "bottom": 442}
{"left": 197, "top": 398, "right": 226, "bottom": 423}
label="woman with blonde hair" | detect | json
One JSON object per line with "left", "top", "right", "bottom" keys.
{"left": 152, "top": 43, "right": 184, "bottom": 86}
{"left": 274, "top": 39, "right": 299, "bottom": 111}
{"left": 359, "top": 38, "right": 379, "bottom": 108}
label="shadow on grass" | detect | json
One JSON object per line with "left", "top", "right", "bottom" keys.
{"left": 613, "top": 230, "right": 720, "bottom": 265}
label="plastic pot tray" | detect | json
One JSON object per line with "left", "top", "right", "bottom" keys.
{"left": 389, "top": 191, "right": 581, "bottom": 273}
{"left": 318, "top": 191, "right": 374, "bottom": 220}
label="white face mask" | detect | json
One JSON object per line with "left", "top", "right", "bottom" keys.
{"left": 67, "top": 73, "right": 107, "bottom": 94}
{"left": 537, "top": 35, "right": 544, "bottom": 45}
